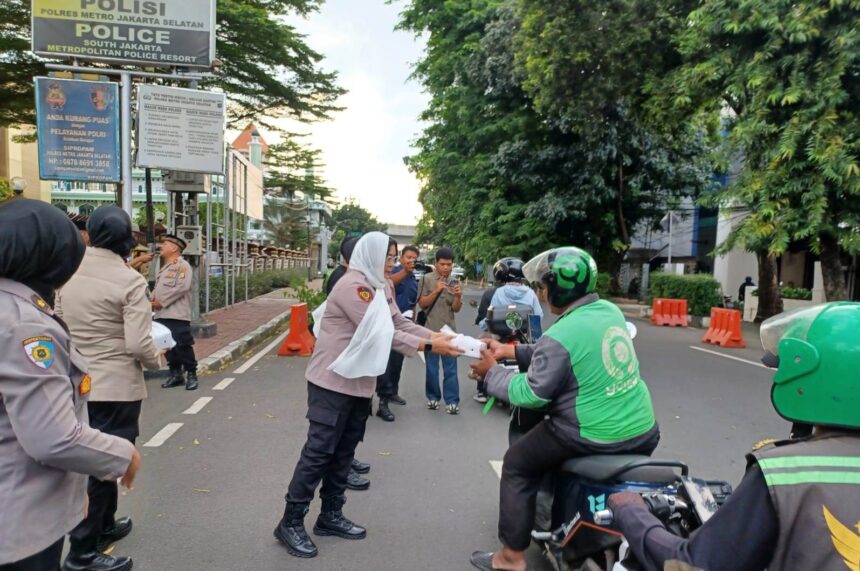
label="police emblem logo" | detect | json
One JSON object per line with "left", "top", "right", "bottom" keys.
{"left": 79, "top": 374, "right": 92, "bottom": 396}
{"left": 357, "top": 287, "right": 373, "bottom": 303}
{"left": 22, "top": 336, "right": 55, "bottom": 369}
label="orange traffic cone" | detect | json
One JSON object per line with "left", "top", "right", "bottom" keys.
{"left": 278, "top": 303, "right": 316, "bottom": 357}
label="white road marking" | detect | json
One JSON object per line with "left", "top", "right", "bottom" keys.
{"left": 689, "top": 346, "right": 768, "bottom": 369}
{"left": 233, "top": 330, "right": 289, "bottom": 374}
{"left": 143, "top": 423, "right": 184, "bottom": 447}
{"left": 183, "top": 397, "right": 213, "bottom": 415}
{"left": 212, "top": 377, "right": 235, "bottom": 391}
{"left": 490, "top": 460, "right": 503, "bottom": 480}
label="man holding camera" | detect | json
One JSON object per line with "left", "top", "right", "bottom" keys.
{"left": 418, "top": 247, "right": 463, "bottom": 415}
{"left": 375, "top": 245, "right": 421, "bottom": 422}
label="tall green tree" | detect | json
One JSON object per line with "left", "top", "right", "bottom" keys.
{"left": 327, "top": 201, "right": 388, "bottom": 258}
{"left": 397, "top": 0, "right": 713, "bottom": 280}
{"left": 263, "top": 200, "right": 313, "bottom": 250}
{"left": 668, "top": 0, "right": 860, "bottom": 302}
{"left": 0, "top": 0, "right": 345, "bottom": 129}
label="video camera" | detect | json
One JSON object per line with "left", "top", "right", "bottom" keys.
{"left": 414, "top": 261, "right": 431, "bottom": 273}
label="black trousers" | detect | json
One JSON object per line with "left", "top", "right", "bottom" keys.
{"left": 69, "top": 401, "right": 142, "bottom": 555}
{"left": 156, "top": 318, "right": 197, "bottom": 373}
{"left": 0, "top": 538, "right": 64, "bottom": 571}
{"left": 375, "top": 350, "right": 405, "bottom": 399}
{"left": 499, "top": 420, "right": 660, "bottom": 551}
{"left": 286, "top": 383, "right": 371, "bottom": 505}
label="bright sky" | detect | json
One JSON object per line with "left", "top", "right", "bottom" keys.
{"left": 270, "top": 0, "right": 428, "bottom": 226}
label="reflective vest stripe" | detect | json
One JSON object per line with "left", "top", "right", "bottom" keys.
{"left": 758, "top": 456, "right": 860, "bottom": 470}
{"left": 763, "top": 470, "right": 860, "bottom": 487}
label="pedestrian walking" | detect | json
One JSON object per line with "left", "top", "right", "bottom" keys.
{"left": 0, "top": 199, "right": 140, "bottom": 571}
{"left": 56, "top": 205, "right": 164, "bottom": 570}
{"left": 418, "top": 247, "right": 464, "bottom": 414}
{"left": 273, "top": 232, "right": 461, "bottom": 559}
{"left": 375, "top": 244, "right": 421, "bottom": 422}
{"left": 152, "top": 234, "right": 198, "bottom": 391}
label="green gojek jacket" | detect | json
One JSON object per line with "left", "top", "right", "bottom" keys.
{"left": 485, "top": 295, "right": 656, "bottom": 446}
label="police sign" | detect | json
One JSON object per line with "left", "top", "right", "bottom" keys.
{"left": 31, "top": 0, "right": 216, "bottom": 68}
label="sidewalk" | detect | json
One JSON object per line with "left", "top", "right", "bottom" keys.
{"left": 145, "top": 279, "right": 325, "bottom": 379}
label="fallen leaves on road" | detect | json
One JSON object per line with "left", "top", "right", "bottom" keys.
{"left": 193, "top": 488, "right": 211, "bottom": 494}
{"left": 265, "top": 413, "right": 276, "bottom": 419}
{"left": 193, "top": 438, "right": 201, "bottom": 446}
{"left": 378, "top": 451, "right": 392, "bottom": 456}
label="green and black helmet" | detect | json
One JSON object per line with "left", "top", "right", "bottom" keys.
{"left": 523, "top": 247, "right": 598, "bottom": 308}
{"left": 760, "top": 302, "right": 860, "bottom": 430}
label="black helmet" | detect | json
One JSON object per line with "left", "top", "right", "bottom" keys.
{"left": 493, "top": 257, "right": 525, "bottom": 283}
{"left": 523, "top": 247, "right": 598, "bottom": 307}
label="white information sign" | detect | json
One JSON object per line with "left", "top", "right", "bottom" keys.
{"left": 136, "top": 84, "right": 225, "bottom": 173}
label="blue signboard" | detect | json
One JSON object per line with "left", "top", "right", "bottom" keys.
{"left": 35, "top": 77, "right": 120, "bottom": 182}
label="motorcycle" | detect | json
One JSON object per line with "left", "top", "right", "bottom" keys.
{"left": 484, "top": 308, "right": 733, "bottom": 571}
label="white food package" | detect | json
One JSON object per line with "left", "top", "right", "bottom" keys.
{"left": 150, "top": 321, "right": 177, "bottom": 351}
{"left": 440, "top": 325, "right": 487, "bottom": 359}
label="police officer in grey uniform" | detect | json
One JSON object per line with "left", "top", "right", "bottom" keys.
{"left": 152, "top": 234, "right": 198, "bottom": 391}
{"left": 0, "top": 199, "right": 140, "bottom": 571}
{"left": 274, "top": 233, "right": 463, "bottom": 559}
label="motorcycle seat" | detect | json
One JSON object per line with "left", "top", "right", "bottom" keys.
{"left": 560, "top": 454, "right": 686, "bottom": 483}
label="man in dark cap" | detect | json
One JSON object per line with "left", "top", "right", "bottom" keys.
{"left": 56, "top": 206, "right": 163, "bottom": 571}
{"left": 152, "top": 234, "right": 198, "bottom": 391}
{"left": 325, "top": 235, "right": 360, "bottom": 295}
{"left": 0, "top": 199, "right": 139, "bottom": 571}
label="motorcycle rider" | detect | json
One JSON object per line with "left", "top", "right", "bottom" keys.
{"left": 609, "top": 302, "right": 860, "bottom": 571}
{"left": 479, "top": 256, "right": 544, "bottom": 339}
{"left": 469, "top": 247, "right": 660, "bottom": 571}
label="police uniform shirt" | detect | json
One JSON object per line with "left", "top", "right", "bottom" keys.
{"left": 0, "top": 279, "right": 135, "bottom": 565}
{"left": 153, "top": 257, "right": 193, "bottom": 321}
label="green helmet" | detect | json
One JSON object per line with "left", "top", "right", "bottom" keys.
{"left": 760, "top": 302, "right": 860, "bottom": 430}
{"left": 523, "top": 247, "right": 598, "bottom": 307}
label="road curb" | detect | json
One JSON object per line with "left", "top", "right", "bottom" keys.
{"left": 197, "top": 307, "right": 293, "bottom": 375}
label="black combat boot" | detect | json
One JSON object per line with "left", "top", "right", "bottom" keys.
{"left": 345, "top": 469, "right": 370, "bottom": 491}
{"left": 274, "top": 502, "right": 318, "bottom": 558}
{"left": 161, "top": 368, "right": 184, "bottom": 389}
{"left": 62, "top": 551, "right": 132, "bottom": 571}
{"left": 96, "top": 517, "right": 133, "bottom": 552}
{"left": 185, "top": 370, "right": 198, "bottom": 391}
{"left": 375, "top": 398, "right": 395, "bottom": 422}
{"left": 314, "top": 495, "right": 367, "bottom": 540}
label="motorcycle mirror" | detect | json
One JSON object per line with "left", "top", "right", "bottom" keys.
{"left": 626, "top": 321, "right": 638, "bottom": 339}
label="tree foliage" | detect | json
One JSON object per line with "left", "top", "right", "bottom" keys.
{"left": 328, "top": 201, "right": 388, "bottom": 258}
{"left": 263, "top": 200, "right": 314, "bottom": 250}
{"left": 0, "top": 0, "right": 345, "bottom": 130}
{"left": 397, "top": 0, "right": 714, "bottom": 277}
{"left": 666, "top": 0, "right": 860, "bottom": 301}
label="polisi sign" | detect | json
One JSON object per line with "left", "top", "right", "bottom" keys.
{"left": 32, "top": 0, "right": 216, "bottom": 67}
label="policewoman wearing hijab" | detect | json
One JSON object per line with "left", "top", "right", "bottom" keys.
{"left": 274, "top": 232, "right": 463, "bottom": 559}
{"left": 56, "top": 205, "right": 164, "bottom": 571}
{"left": 0, "top": 199, "right": 140, "bottom": 571}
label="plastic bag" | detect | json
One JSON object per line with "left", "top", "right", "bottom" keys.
{"left": 327, "top": 289, "right": 394, "bottom": 378}
{"left": 151, "top": 321, "right": 177, "bottom": 351}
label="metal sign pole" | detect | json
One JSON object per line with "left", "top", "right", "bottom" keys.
{"left": 120, "top": 71, "right": 133, "bottom": 215}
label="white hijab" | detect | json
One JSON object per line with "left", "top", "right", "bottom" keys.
{"left": 324, "top": 232, "right": 396, "bottom": 378}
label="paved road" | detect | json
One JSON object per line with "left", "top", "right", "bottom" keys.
{"left": 110, "top": 289, "right": 787, "bottom": 570}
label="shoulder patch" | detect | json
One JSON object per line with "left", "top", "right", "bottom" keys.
{"left": 23, "top": 336, "right": 55, "bottom": 369}
{"left": 80, "top": 374, "right": 92, "bottom": 396}
{"left": 31, "top": 294, "right": 51, "bottom": 314}
{"left": 752, "top": 438, "right": 778, "bottom": 452}
{"left": 357, "top": 286, "right": 374, "bottom": 303}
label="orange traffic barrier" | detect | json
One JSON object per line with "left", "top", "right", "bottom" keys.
{"left": 702, "top": 308, "right": 746, "bottom": 348}
{"left": 278, "top": 303, "right": 316, "bottom": 357}
{"left": 650, "top": 298, "right": 688, "bottom": 327}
